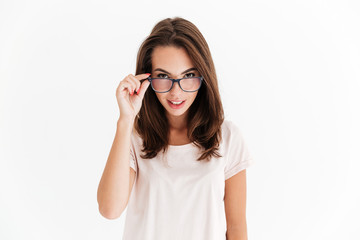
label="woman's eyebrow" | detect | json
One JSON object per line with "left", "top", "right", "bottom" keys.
{"left": 153, "top": 67, "right": 197, "bottom": 75}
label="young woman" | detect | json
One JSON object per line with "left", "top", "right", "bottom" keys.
{"left": 97, "top": 17, "right": 254, "bottom": 240}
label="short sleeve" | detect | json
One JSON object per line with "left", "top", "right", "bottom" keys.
{"left": 224, "top": 121, "right": 254, "bottom": 180}
{"left": 129, "top": 133, "right": 138, "bottom": 173}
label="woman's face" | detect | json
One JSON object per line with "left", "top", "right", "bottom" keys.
{"left": 151, "top": 45, "right": 200, "bottom": 118}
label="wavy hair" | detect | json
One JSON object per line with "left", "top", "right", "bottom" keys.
{"left": 134, "top": 17, "right": 224, "bottom": 162}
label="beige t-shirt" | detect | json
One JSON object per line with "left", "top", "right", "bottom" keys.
{"left": 122, "top": 119, "right": 254, "bottom": 240}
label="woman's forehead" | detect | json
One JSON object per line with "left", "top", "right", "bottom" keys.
{"left": 151, "top": 46, "right": 195, "bottom": 71}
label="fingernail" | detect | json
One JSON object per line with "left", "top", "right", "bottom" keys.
{"left": 146, "top": 73, "right": 151, "bottom": 76}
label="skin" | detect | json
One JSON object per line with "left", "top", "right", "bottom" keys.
{"left": 225, "top": 169, "right": 248, "bottom": 240}
{"left": 151, "top": 45, "right": 199, "bottom": 145}
{"left": 151, "top": 46, "right": 248, "bottom": 239}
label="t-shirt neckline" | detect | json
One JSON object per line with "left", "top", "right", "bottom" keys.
{"left": 168, "top": 142, "right": 194, "bottom": 148}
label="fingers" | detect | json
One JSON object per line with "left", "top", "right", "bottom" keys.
{"left": 134, "top": 73, "right": 151, "bottom": 80}
{"left": 127, "top": 75, "right": 141, "bottom": 94}
{"left": 118, "top": 81, "right": 133, "bottom": 93}
{"left": 118, "top": 73, "right": 150, "bottom": 96}
{"left": 137, "top": 79, "right": 151, "bottom": 99}
{"left": 129, "top": 73, "right": 151, "bottom": 95}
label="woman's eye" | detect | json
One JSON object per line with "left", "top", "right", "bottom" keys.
{"left": 185, "top": 72, "right": 195, "bottom": 78}
{"left": 157, "top": 74, "right": 168, "bottom": 78}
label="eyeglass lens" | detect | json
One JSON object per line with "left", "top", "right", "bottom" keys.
{"left": 151, "top": 78, "right": 201, "bottom": 92}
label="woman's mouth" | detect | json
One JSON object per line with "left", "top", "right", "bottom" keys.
{"left": 167, "top": 100, "right": 186, "bottom": 109}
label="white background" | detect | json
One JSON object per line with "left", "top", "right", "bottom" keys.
{"left": 1, "top": 0, "right": 359, "bottom": 239}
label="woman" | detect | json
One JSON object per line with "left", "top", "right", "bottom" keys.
{"left": 97, "top": 17, "right": 254, "bottom": 240}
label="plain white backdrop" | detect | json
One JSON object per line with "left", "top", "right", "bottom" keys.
{"left": 1, "top": 0, "right": 359, "bottom": 239}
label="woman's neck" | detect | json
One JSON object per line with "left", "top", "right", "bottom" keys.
{"left": 166, "top": 111, "right": 192, "bottom": 145}
{"left": 166, "top": 112, "right": 187, "bottom": 131}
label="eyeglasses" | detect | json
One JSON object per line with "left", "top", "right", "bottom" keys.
{"left": 146, "top": 76, "right": 203, "bottom": 93}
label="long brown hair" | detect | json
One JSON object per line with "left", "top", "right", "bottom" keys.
{"left": 134, "top": 17, "right": 224, "bottom": 162}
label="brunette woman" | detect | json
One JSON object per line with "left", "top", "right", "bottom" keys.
{"left": 97, "top": 17, "right": 254, "bottom": 240}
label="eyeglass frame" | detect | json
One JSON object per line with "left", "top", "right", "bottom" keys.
{"left": 145, "top": 76, "right": 204, "bottom": 93}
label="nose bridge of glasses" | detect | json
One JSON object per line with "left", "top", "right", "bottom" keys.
{"left": 169, "top": 78, "right": 182, "bottom": 92}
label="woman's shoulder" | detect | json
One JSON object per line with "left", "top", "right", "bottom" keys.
{"left": 220, "top": 119, "right": 245, "bottom": 143}
{"left": 221, "top": 119, "right": 239, "bottom": 133}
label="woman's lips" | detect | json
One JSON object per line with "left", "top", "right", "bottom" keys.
{"left": 167, "top": 100, "right": 186, "bottom": 109}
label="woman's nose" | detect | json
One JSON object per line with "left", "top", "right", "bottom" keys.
{"left": 169, "top": 81, "right": 182, "bottom": 94}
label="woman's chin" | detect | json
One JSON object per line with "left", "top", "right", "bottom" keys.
{"left": 164, "top": 107, "right": 188, "bottom": 117}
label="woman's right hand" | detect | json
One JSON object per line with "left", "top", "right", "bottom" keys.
{"left": 116, "top": 73, "right": 151, "bottom": 121}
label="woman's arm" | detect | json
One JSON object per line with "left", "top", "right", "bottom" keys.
{"left": 97, "top": 117, "right": 134, "bottom": 219}
{"left": 225, "top": 169, "right": 248, "bottom": 240}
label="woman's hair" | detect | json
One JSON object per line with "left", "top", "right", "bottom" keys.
{"left": 134, "top": 17, "right": 224, "bottom": 162}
